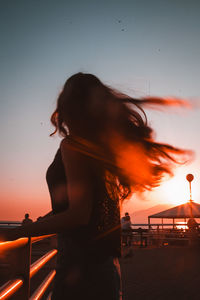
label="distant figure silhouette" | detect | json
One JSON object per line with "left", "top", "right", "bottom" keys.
{"left": 121, "top": 212, "right": 132, "bottom": 243}
{"left": 121, "top": 212, "right": 131, "bottom": 229}
{"left": 22, "top": 213, "right": 33, "bottom": 226}
{"left": 121, "top": 212, "right": 132, "bottom": 257}
{"left": 0, "top": 73, "right": 193, "bottom": 300}
{"left": 187, "top": 218, "right": 198, "bottom": 232}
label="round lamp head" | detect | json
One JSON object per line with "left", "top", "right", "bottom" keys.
{"left": 186, "top": 173, "right": 194, "bottom": 182}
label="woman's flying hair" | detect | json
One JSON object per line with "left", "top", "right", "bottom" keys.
{"left": 50, "top": 73, "right": 193, "bottom": 200}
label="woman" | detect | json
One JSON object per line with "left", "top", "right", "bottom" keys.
{"left": 0, "top": 73, "right": 192, "bottom": 299}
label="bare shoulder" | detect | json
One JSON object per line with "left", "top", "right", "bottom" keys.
{"left": 60, "top": 138, "right": 92, "bottom": 170}
{"left": 60, "top": 137, "right": 70, "bottom": 151}
{"left": 60, "top": 137, "right": 79, "bottom": 157}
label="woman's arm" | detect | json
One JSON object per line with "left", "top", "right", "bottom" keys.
{"left": 0, "top": 139, "right": 93, "bottom": 241}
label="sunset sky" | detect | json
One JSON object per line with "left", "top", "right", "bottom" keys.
{"left": 1, "top": 0, "right": 200, "bottom": 221}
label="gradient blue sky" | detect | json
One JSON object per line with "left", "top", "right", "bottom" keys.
{"left": 1, "top": 0, "right": 200, "bottom": 220}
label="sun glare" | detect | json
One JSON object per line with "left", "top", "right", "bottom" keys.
{"left": 176, "top": 221, "right": 187, "bottom": 230}
{"left": 158, "top": 171, "right": 199, "bottom": 206}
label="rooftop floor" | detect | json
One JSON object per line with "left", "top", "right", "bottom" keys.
{"left": 121, "top": 245, "right": 200, "bottom": 300}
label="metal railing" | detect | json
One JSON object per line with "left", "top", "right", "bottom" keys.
{"left": 0, "top": 222, "right": 21, "bottom": 229}
{"left": 0, "top": 235, "right": 57, "bottom": 300}
{"left": 1, "top": 222, "right": 199, "bottom": 299}
{"left": 122, "top": 223, "right": 200, "bottom": 248}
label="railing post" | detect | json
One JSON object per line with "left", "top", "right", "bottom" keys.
{"left": 11, "top": 237, "right": 31, "bottom": 300}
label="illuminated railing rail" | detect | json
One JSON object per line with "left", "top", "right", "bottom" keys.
{"left": 0, "top": 235, "right": 57, "bottom": 300}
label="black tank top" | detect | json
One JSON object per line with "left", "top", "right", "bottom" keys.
{"left": 46, "top": 142, "right": 121, "bottom": 260}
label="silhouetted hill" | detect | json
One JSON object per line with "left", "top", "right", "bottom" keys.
{"left": 130, "top": 204, "right": 173, "bottom": 223}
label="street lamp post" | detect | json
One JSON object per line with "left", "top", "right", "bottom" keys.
{"left": 186, "top": 173, "right": 194, "bottom": 202}
{"left": 186, "top": 173, "right": 194, "bottom": 218}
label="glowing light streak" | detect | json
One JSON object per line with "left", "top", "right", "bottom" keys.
{"left": 0, "top": 238, "right": 28, "bottom": 253}
{"left": 29, "top": 270, "right": 56, "bottom": 300}
{"left": 0, "top": 279, "right": 23, "bottom": 299}
{"left": 0, "top": 236, "right": 57, "bottom": 299}
{"left": 31, "top": 234, "right": 55, "bottom": 244}
{"left": 30, "top": 249, "right": 57, "bottom": 278}
{"left": 0, "top": 235, "right": 56, "bottom": 252}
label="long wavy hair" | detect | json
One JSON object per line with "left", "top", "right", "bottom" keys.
{"left": 50, "top": 73, "right": 193, "bottom": 201}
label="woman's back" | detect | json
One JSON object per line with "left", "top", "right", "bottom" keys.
{"left": 46, "top": 138, "right": 122, "bottom": 299}
{"left": 46, "top": 137, "right": 121, "bottom": 261}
